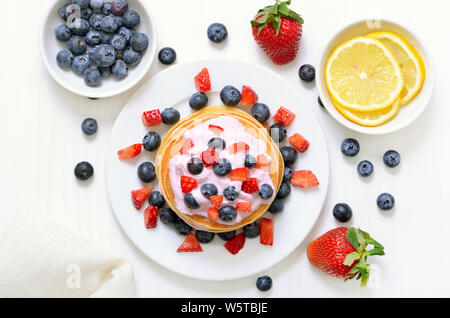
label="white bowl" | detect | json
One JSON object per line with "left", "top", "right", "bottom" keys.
{"left": 40, "top": 0, "right": 157, "bottom": 98}
{"left": 316, "top": 19, "right": 433, "bottom": 135}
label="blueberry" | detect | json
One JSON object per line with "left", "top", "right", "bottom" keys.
{"left": 213, "top": 158, "right": 232, "bottom": 177}
{"left": 189, "top": 92, "right": 208, "bottom": 110}
{"left": 220, "top": 85, "right": 241, "bottom": 106}
{"left": 218, "top": 231, "right": 236, "bottom": 241}
{"left": 207, "top": 23, "right": 228, "bottom": 43}
{"left": 259, "top": 184, "right": 273, "bottom": 199}
{"left": 219, "top": 205, "right": 237, "bottom": 222}
{"left": 283, "top": 166, "right": 293, "bottom": 183}
{"left": 223, "top": 186, "right": 239, "bottom": 201}
{"left": 102, "top": 2, "right": 112, "bottom": 15}
{"left": 299, "top": 64, "right": 315, "bottom": 82}
{"left": 118, "top": 26, "right": 133, "bottom": 42}
{"left": 187, "top": 157, "right": 204, "bottom": 175}
{"left": 88, "top": 47, "right": 101, "bottom": 65}
{"left": 377, "top": 193, "right": 395, "bottom": 210}
{"left": 196, "top": 231, "right": 215, "bottom": 243}
{"left": 112, "top": 59, "right": 128, "bottom": 79}
{"left": 159, "top": 207, "right": 179, "bottom": 226}
{"left": 184, "top": 193, "right": 200, "bottom": 209}
{"left": 59, "top": 5, "right": 70, "bottom": 21}
{"left": 115, "top": 16, "right": 124, "bottom": 28}
{"left": 130, "top": 33, "right": 149, "bottom": 51}
{"left": 101, "top": 15, "right": 119, "bottom": 33}
{"left": 68, "top": 36, "right": 87, "bottom": 55}
{"left": 86, "top": 30, "right": 102, "bottom": 46}
{"left": 161, "top": 108, "right": 180, "bottom": 125}
{"left": 174, "top": 218, "right": 192, "bottom": 235}
{"left": 100, "top": 31, "right": 113, "bottom": 44}
{"left": 72, "top": 55, "right": 91, "bottom": 75}
{"left": 280, "top": 146, "right": 298, "bottom": 166}
{"left": 96, "top": 44, "right": 116, "bottom": 67}
{"left": 111, "top": 0, "right": 129, "bottom": 16}
{"left": 357, "top": 160, "right": 374, "bottom": 177}
{"left": 137, "top": 162, "right": 156, "bottom": 183}
{"left": 244, "top": 154, "right": 257, "bottom": 169}
{"left": 158, "top": 47, "right": 176, "bottom": 65}
{"left": 111, "top": 34, "right": 127, "bottom": 51}
{"left": 208, "top": 137, "right": 226, "bottom": 150}
{"left": 383, "top": 150, "right": 401, "bottom": 168}
{"left": 276, "top": 182, "right": 291, "bottom": 199}
{"left": 81, "top": 118, "right": 98, "bottom": 135}
{"left": 55, "top": 25, "right": 71, "bottom": 41}
{"left": 341, "top": 138, "right": 360, "bottom": 157}
{"left": 243, "top": 222, "right": 260, "bottom": 238}
{"left": 256, "top": 276, "right": 272, "bottom": 292}
{"left": 333, "top": 203, "right": 352, "bottom": 222}
{"left": 143, "top": 131, "right": 161, "bottom": 152}
{"left": 70, "top": 19, "right": 90, "bottom": 36}
{"left": 90, "top": 0, "right": 104, "bottom": 11}
{"left": 72, "top": 0, "right": 90, "bottom": 9}
{"left": 74, "top": 161, "right": 94, "bottom": 181}
{"left": 122, "top": 48, "right": 141, "bottom": 66}
{"left": 148, "top": 191, "right": 166, "bottom": 209}
{"left": 123, "top": 10, "right": 140, "bottom": 28}
{"left": 80, "top": 7, "right": 93, "bottom": 19}
{"left": 318, "top": 96, "right": 325, "bottom": 109}
{"left": 56, "top": 49, "right": 74, "bottom": 68}
{"left": 201, "top": 183, "right": 218, "bottom": 199}
{"left": 269, "top": 199, "right": 284, "bottom": 214}
{"left": 89, "top": 13, "right": 104, "bottom": 30}
{"left": 83, "top": 68, "right": 102, "bottom": 87}
{"left": 269, "top": 123, "right": 287, "bottom": 143}
{"left": 251, "top": 103, "right": 270, "bottom": 123}
{"left": 98, "top": 66, "right": 112, "bottom": 77}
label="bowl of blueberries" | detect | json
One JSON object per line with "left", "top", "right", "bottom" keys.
{"left": 40, "top": 0, "right": 156, "bottom": 98}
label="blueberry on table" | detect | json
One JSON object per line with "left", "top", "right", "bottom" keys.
{"left": 130, "top": 33, "right": 149, "bottom": 52}
{"left": 377, "top": 193, "right": 395, "bottom": 210}
{"left": 189, "top": 92, "right": 208, "bottom": 110}
{"left": 112, "top": 60, "right": 128, "bottom": 79}
{"left": 201, "top": 183, "right": 219, "bottom": 199}
{"left": 184, "top": 193, "right": 200, "bottom": 209}
{"left": 72, "top": 55, "right": 91, "bottom": 75}
{"left": 123, "top": 10, "right": 140, "bottom": 28}
{"left": 68, "top": 36, "right": 87, "bottom": 55}
{"left": 83, "top": 68, "right": 102, "bottom": 87}
{"left": 256, "top": 276, "right": 273, "bottom": 292}
{"left": 123, "top": 49, "right": 141, "bottom": 66}
{"left": 223, "top": 186, "right": 239, "bottom": 201}
{"left": 357, "top": 160, "right": 374, "bottom": 177}
{"left": 299, "top": 64, "right": 316, "bottom": 82}
{"left": 280, "top": 146, "right": 298, "bottom": 166}
{"left": 196, "top": 231, "right": 215, "bottom": 244}
{"left": 111, "top": 34, "right": 127, "bottom": 51}
{"left": 283, "top": 166, "right": 293, "bottom": 183}
{"left": 89, "top": 13, "right": 105, "bottom": 31}
{"left": 341, "top": 138, "right": 360, "bottom": 157}
{"left": 143, "top": 131, "right": 161, "bottom": 151}
{"left": 383, "top": 150, "right": 401, "bottom": 168}
{"left": 187, "top": 157, "right": 204, "bottom": 175}
{"left": 72, "top": 0, "right": 90, "bottom": 10}
{"left": 269, "top": 199, "right": 284, "bottom": 214}
{"left": 213, "top": 158, "right": 232, "bottom": 177}
{"left": 81, "top": 118, "right": 98, "bottom": 135}
{"left": 56, "top": 49, "right": 74, "bottom": 68}
{"left": 55, "top": 25, "right": 71, "bottom": 41}
{"left": 101, "top": 15, "right": 119, "bottom": 33}
{"left": 244, "top": 154, "right": 257, "bottom": 169}
{"left": 251, "top": 103, "right": 270, "bottom": 123}
{"left": 159, "top": 207, "right": 179, "bottom": 226}
{"left": 148, "top": 191, "right": 166, "bottom": 209}
{"left": 158, "top": 47, "right": 177, "bottom": 65}
{"left": 259, "top": 184, "right": 274, "bottom": 200}
{"left": 174, "top": 218, "right": 192, "bottom": 235}
{"left": 161, "top": 108, "right": 180, "bottom": 125}
{"left": 269, "top": 123, "right": 287, "bottom": 143}
{"left": 111, "top": 0, "right": 129, "bottom": 16}
{"left": 207, "top": 23, "right": 228, "bottom": 43}
{"left": 74, "top": 161, "right": 94, "bottom": 181}
{"left": 332, "top": 203, "right": 352, "bottom": 222}
{"left": 243, "top": 222, "right": 260, "bottom": 238}
{"left": 218, "top": 231, "right": 236, "bottom": 241}
{"left": 90, "top": 0, "right": 104, "bottom": 11}
{"left": 208, "top": 137, "right": 226, "bottom": 150}
{"left": 137, "top": 162, "right": 156, "bottom": 183}
{"left": 276, "top": 182, "right": 291, "bottom": 199}
{"left": 219, "top": 205, "right": 237, "bottom": 222}
{"left": 220, "top": 85, "right": 241, "bottom": 106}
{"left": 86, "top": 30, "right": 102, "bottom": 46}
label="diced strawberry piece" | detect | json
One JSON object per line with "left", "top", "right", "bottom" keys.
{"left": 241, "top": 178, "right": 259, "bottom": 194}
{"left": 224, "top": 233, "right": 246, "bottom": 255}
{"left": 177, "top": 233, "right": 203, "bottom": 253}
{"left": 291, "top": 170, "right": 319, "bottom": 188}
{"left": 144, "top": 205, "right": 158, "bottom": 229}
{"left": 289, "top": 133, "right": 310, "bottom": 153}
{"left": 179, "top": 138, "right": 194, "bottom": 155}
{"left": 118, "top": 143, "right": 142, "bottom": 160}
{"left": 236, "top": 202, "right": 252, "bottom": 213}
{"left": 260, "top": 218, "right": 273, "bottom": 246}
{"left": 210, "top": 195, "right": 223, "bottom": 209}
{"left": 208, "top": 124, "right": 224, "bottom": 134}
{"left": 255, "top": 154, "right": 271, "bottom": 169}
{"left": 131, "top": 187, "right": 152, "bottom": 210}
{"left": 273, "top": 106, "right": 296, "bottom": 127}
{"left": 227, "top": 142, "right": 250, "bottom": 154}
{"left": 207, "top": 207, "right": 219, "bottom": 223}
{"left": 230, "top": 167, "right": 249, "bottom": 181}
{"left": 180, "top": 176, "right": 198, "bottom": 193}
{"left": 142, "top": 109, "right": 162, "bottom": 127}
{"left": 201, "top": 148, "right": 219, "bottom": 167}
{"left": 194, "top": 67, "right": 211, "bottom": 93}
{"left": 240, "top": 85, "right": 258, "bottom": 106}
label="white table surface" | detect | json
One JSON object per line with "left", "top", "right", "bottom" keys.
{"left": 1, "top": 0, "right": 449, "bottom": 297}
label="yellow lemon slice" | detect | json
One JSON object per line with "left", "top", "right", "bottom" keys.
{"left": 325, "top": 36, "right": 404, "bottom": 112}
{"left": 366, "top": 31, "right": 425, "bottom": 106}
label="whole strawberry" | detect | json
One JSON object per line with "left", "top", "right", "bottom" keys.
{"left": 307, "top": 227, "right": 385, "bottom": 286}
{"left": 251, "top": 0, "right": 304, "bottom": 65}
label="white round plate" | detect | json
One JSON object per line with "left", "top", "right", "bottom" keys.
{"left": 106, "top": 59, "right": 329, "bottom": 281}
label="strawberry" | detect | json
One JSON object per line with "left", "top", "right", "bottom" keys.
{"left": 207, "top": 207, "right": 219, "bottom": 223}
{"left": 251, "top": 0, "right": 304, "bottom": 65}
{"left": 229, "top": 167, "right": 249, "bottom": 182}
{"left": 194, "top": 67, "right": 211, "bottom": 93}
{"left": 144, "top": 205, "right": 158, "bottom": 229}
{"left": 273, "top": 106, "right": 296, "bottom": 127}
{"left": 118, "top": 143, "right": 142, "bottom": 160}
{"left": 241, "top": 178, "right": 259, "bottom": 194}
{"left": 179, "top": 138, "right": 194, "bottom": 155}
{"left": 210, "top": 195, "right": 223, "bottom": 209}
{"left": 291, "top": 170, "right": 319, "bottom": 188}
{"left": 289, "top": 133, "right": 310, "bottom": 152}
{"left": 224, "top": 233, "right": 246, "bottom": 255}
{"left": 259, "top": 218, "right": 273, "bottom": 246}
{"left": 241, "top": 85, "right": 258, "bottom": 106}
{"left": 177, "top": 233, "right": 203, "bottom": 253}
{"left": 307, "top": 227, "right": 385, "bottom": 286}
{"left": 201, "top": 148, "right": 219, "bottom": 167}
{"left": 142, "top": 109, "right": 162, "bottom": 127}
{"left": 180, "top": 176, "right": 198, "bottom": 193}
{"left": 255, "top": 154, "right": 271, "bottom": 169}
{"left": 131, "top": 187, "right": 151, "bottom": 210}
{"left": 208, "top": 124, "right": 224, "bottom": 134}
{"left": 236, "top": 202, "right": 252, "bottom": 213}
{"left": 227, "top": 142, "right": 250, "bottom": 154}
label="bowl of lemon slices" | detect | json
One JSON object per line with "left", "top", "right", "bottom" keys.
{"left": 316, "top": 19, "right": 433, "bottom": 134}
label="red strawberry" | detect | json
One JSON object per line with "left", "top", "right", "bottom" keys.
{"left": 236, "top": 202, "right": 252, "bottom": 213}
{"left": 227, "top": 142, "right": 250, "bottom": 154}
{"left": 251, "top": 1, "right": 304, "bottom": 65}
{"left": 201, "top": 148, "right": 219, "bottom": 167}
{"left": 177, "top": 233, "right": 203, "bottom": 253}
{"left": 208, "top": 124, "right": 224, "bottom": 134}
{"left": 241, "top": 178, "right": 259, "bottom": 194}
{"left": 142, "top": 109, "right": 162, "bottom": 127}
{"left": 194, "top": 67, "right": 211, "bottom": 93}
{"left": 131, "top": 187, "right": 152, "bottom": 210}
{"left": 307, "top": 227, "right": 384, "bottom": 286}
{"left": 289, "top": 133, "right": 310, "bottom": 152}
{"left": 229, "top": 167, "right": 249, "bottom": 182}
{"left": 179, "top": 138, "right": 194, "bottom": 155}
{"left": 224, "top": 233, "right": 246, "bottom": 255}
{"left": 210, "top": 195, "right": 223, "bottom": 209}
{"left": 207, "top": 207, "right": 219, "bottom": 223}
{"left": 144, "top": 205, "right": 158, "bottom": 229}
{"left": 241, "top": 85, "right": 258, "bottom": 106}
{"left": 118, "top": 143, "right": 142, "bottom": 160}
{"left": 291, "top": 170, "right": 319, "bottom": 188}
{"left": 255, "top": 154, "right": 271, "bottom": 169}
{"left": 180, "top": 176, "right": 198, "bottom": 193}
{"left": 273, "top": 106, "right": 296, "bottom": 127}
{"left": 260, "top": 218, "right": 273, "bottom": 246}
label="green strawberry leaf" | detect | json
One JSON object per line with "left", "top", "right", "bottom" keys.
{"left": 346, "top": 228, "right": 360, "bottom": 251}
{"left": 366, "top": 248, "right": 385, "bottom": 256}
{"left": 343, "top": 252, "right": 361, "bottom": 266}
{"left": 278, "top": 2, "right": 289, "bottom": 15}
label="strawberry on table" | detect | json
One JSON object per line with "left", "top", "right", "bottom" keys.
{"left": 291, "top": 170, "right": 319, "bottom": 188}
{"left": 144, "top": 205, "right": 158, "bottom": 229}
{"left": 241, "top": 85, "right": 259, "bottom": 106}
{"left": 210, "top": 195, "right": 223, "bottom": 209}
{"left": 289, "top": 133, "right": 310, "bottom": 152}
{"left": 208, "top": 124, "right": 224, "bottom": 134}
{"left": 118, "top": 143, "right": 142, "bottom": 160}
{"left": 236, "top": 202, "right": 252, "bottom": 213}
{"left": 142, "top": 109, "right": 163, "bottom": 127}
{"left": 224, "top": 233, "right": 246, "bottom": 255}
{"left": 177, "top": 233, "right": 203, "bottom": 253}
{"left": 194, "top": 67, "right": 211, "bottom": 93}
{"left": 227, "top": 142, "right": 250, "bottom": 154}
{"left": 201, "top": 148, "right": 219, "bottom": 167}
{"left": 230, "top": 167, "right": 249, "bottom": 182}
{"left": 260, "top": 218, "right": 273, "bottom": 246}
{"left": 181, "top": 176, "right": 198, "bottom": 193}
{"left": 207, "top": 207, "right": 220, "bottom": 223}
{"left": 179, "top": 138, "right": 194, "bottom": 155}
{"left": 131, "top": 187, "right": 152, "bottom": 210}
{"left": 241, "top": 178, "right": 259, "bottom": 194}
{"left": 273, "top": 106, "right": 296, "bottom": 127}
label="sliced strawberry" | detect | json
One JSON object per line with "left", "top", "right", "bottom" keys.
{"left": 208, "top": 124, "right": 224, "bottom": 134}
{"left": 236, "top": 202, "right": 252, "bottom": 213}
{"left": 142, "top": 109, "right": 162, "bottom": 127}
{"left": 131, "top": 187, "right": 152, "bottom": 210}
{"left": 224, "top": 233, "right": 246, "bottom": 255}
{"left": 194, "top": 67, "right": 211, "bottom": 93}
{"left": 207, "top": 207, "right": 219, "bottom": 223}
{"left": 260, "top": 218, "right": 273, "bottom": 246}
{"left": 273, "top": 106, "right": 296, "bottom": 127}
{"left": 230, "top": 167, "right": 249, "bottom": 181}
{"left": 177, "top": 233, "right": 203, "bottom": 252}
{"left": 255, "top": 154, "right": 271, "bottom": 169}
{"left": 291, "top": 170, "right": 319, "bottom": 188}
{"left": 227, "top": 142, "right": 250, "bottom": 154}
{"left": 144, "top": 205, "right": 158, "bottom": 229}
{"left": 289, "top": 133, "right": 310, "bottom": 153}
{"left": 240, "top": 85, "right": 258, "bottom": 106}
{"left": 118, "top": 143, "right": 142, "bottom": 160}
{"left": 210, "top": 195, "right": 223, "bottom": 209}
{"left": 179, "top": 138, "right": 194, "bottom": 155}
{"left": 241, "top": 178, "right": 259, "bottom": 194}
{"left": 201, "top": 148, "right": 219, "bottom": 167}
{"left": 181, "top": 176, "right": 198, "bottom": 193}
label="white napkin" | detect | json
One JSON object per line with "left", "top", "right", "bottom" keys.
{"left": 0, "top": 213, "right": 136, "bottom": 298}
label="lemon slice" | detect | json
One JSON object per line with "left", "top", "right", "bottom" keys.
{"left": 325, "top": 36, "right": 404, "bottom": 112}
{"left": 366, "top": 31, "right": 425, "bottom": 106}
